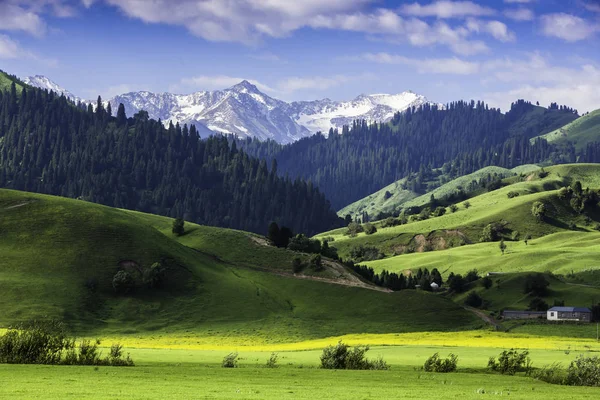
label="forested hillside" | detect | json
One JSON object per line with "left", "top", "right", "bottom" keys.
{"left": 0, "top": 79, "right": 342, "bottom": 235}
{"left": 238, "top": 100, "right": 580, "bottom": 209}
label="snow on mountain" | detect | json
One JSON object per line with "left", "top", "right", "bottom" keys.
{"left": 110, "top": 80, "right": 310, "bottom": 143}
{"left": 21, "top": 75, "right": 440, "bottom": 144}
{"left": 288, "top": 91, "right": 435, "bottom": 134}
{"left": 22, "top": 75, "right": 83, "bottom": 103}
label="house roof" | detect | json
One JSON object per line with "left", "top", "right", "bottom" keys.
{"left": 548, "top": 307, "right": 591, "bottom": 313}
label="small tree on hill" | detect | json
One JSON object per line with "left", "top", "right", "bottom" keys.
{"left": 463, "top": 201, "right": 471, "bottom": 209}
{"left": 531, "top": 201, "right": 547, "bottom": 221}
{"left": 524, "top": 273, "right": 550, "bottom": 297}
{"left": 172, "top": 218, "right": 185, "bottom": 236}
{"left": 465, "top": 291, "right": 483, "bottom": 308}
{"left": 112, "top": 271, "right": 134, "bottom": 294}
{"left": 499, "top": 239, "right": 507, "bottom": 255}
{"left": 363, "top": 223, "right": 377, "bottom": 235}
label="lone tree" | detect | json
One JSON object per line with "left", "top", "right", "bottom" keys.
{"left": 524, "top": 273, "right": 550, "bottom": 297}
{"left": 531, "top": 201, "right": 547, "bottom": 221}
{"left": 499, "top": 239, "right": 507, "bottom": 255}
{"left": 172, "top": 218, "right": 185, "bottom": 236}
{"left": 112, "top": 270, "right": 134, "bottom": 294}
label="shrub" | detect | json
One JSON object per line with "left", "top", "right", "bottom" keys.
{"left": 320, "top": 341, "right": 389, "bottom": 370}
{"left": 266, "top": 352, "right": 279, "bottom": 368}
{"left": 287, "top": 234, "right": 321, "bottom": 254}
{"left": 310, "top": 254, "right": 324, "bottom": 271}
{"left": 488, "top": 349, "right": 532, "bottom": 375}
{"left": 482, "top": 276, "right": 493, "bottom": 289}
{"left": 524, "top": 273, "right": 550, "bottom": 296}
{"left": 531, "top": 201, "right": 547, "bottom": 221}
{"left": 507, "top": 191, "right": 520, "bottom": 198}
{"left": 432, "top": 206, "right": 446, "bottom": 217}
{"left": 382, "top": 217, "right": 399, "bottom": 228}
{"left": 222, "top": 352, "right": 238, "bottom": 368}
{"left": 465, "top": 291, "right": 483, "bottom": 308}
{"left": 172, "top": 217, "right": 185, "bottom": 236}
{"left": 566, "top": 356, "right": 600, "bottom": 386}
{"left": 112, "top": 270, "right": 134, "bottom": 294}
{"left": 0, "top": 321, "right": 133, "bottom": 366}
{"left": 363, "top": 223, "right": 377, "bottom": 235}
{"left": 449, "top": 204, "right": 458, "bottom": 213}
{"left": 465, "top": 269, "right": 480, "bottom": 282}
{"left": 463, "top": 201, "right": 471, "bottom": 209}
{"left": 347, "top": 222, "right": 364, "bottom": 237}
{"left": 528, "top": 297, "right": 549, "bottom": 311}
{"left": 349, "top": 245, "right": 384, "bottom": 262}
{"left": 423, "top": 353, "right": 458, "bottom": 373}
{"left": 291, "top": 257, "right": 305, "bottom": 273}
{"left": 143, "top": 262, "right": 166, "bottom": 289}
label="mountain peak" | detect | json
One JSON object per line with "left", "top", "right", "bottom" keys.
{"left": 22, "top": 75, "right": 81, "bottom": 102}
{"left": 230, "top": 80, "right": 259, "bottom": 92}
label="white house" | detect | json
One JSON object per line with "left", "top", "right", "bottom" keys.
{"left": 430, "top": 282, "right": 439, "bottom": 291}
{"left": 547, "top": 307, "right": 592, "bottom": 322}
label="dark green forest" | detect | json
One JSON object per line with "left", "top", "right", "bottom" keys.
{"left": 237, "top": 100, "right": 582, "bottom": 209}
{"left": 0, "top": 80, "right": 343, "bottom": 235}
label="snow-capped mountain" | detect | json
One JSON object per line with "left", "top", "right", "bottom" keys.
{"left": 21, "top": 74, "right": 439, "bottom": 144}
{"left": 22, "top": 75, "right": 83, "bottom": 103}
{"left": 288, "top": 91, "right": 433, "bottom": 134}
{"left": 110, "top": 80, "right": 310, "bottom": 143}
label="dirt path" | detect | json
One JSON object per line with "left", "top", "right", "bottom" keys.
{"left": 464, "top": 306, "right": 504, "bottom": 330}
{"left": 3, "top": 201, "right": 32, "bottom": 210}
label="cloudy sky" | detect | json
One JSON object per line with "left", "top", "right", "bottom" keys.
{"left": 1, "top": 0, "right": 599, "bottom": 112}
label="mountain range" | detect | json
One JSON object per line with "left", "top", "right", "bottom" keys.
{"left": 23, "top": 75, "right": 437, "bottom": 144}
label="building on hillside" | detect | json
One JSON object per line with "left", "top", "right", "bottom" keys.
{"left": 547, "top": 307, "right": 592, "bottom": 322}
{"left": 430, "top": 282, "right": 439, "bottom": 291}
{"left": 502, "top": 310, "right": 546, "bottom": 320}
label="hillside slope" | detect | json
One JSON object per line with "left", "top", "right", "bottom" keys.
{"left": 317, "top": 164, "right": 600, "bottom": 261}
{"left": 534, "top": 109, "right": 600, "bottom": 150}
{"left": 0, "top": 189, "right": 480, "bottom": 340}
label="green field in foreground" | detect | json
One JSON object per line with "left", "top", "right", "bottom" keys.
{"left": 2, "top": 341, "right": 600, "bottom": 399}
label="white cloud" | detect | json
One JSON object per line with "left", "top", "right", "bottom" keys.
{"left": 503, "top": 0, "right": 533, "bottom": 3}
{"left": 360, "top": 52, "right": 480, "bottom": 74}
{"left": 483, "top": 55, "right": 600, "bottom": 113}
{"left": 0, "top": 2, "right": 47, "bottom": 36}
{"left": 584, "top": 2, "right": 600, "bottom": 13}
{"left": 466, "top": 19, "right": 515, "bottom": 42}
{"left": 249, "top": 52, "right": 285, "bottom": 63}
{"left": 0, "top": 33, "right": 57, "bottom": 66}
{"left": 540, "top": 13, "right": 598, "bottom": 42}
{"left": 400, "top": 1, "right": 496, "bottom": 19}
{"left": 0, "top": 34, "right": 21, "bottom": 59}
{"left": 504, "top": 8, "right": 534, "bottom": 21}
{"left": 277, "top": 74, "right": 374, "bottom": 92}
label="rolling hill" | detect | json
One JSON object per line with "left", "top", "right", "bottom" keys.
{"left": 533, "top": 109, "right": 600, "bottom": 150}
{"left": 0, "top": 189, "right": 480, "bottom": 341}
{"left": 317, "top": 164, "right": 600, "bottom": 262}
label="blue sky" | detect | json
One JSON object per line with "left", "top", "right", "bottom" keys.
{"left": 1, "top": 0, "right": 599, "bottom": 112}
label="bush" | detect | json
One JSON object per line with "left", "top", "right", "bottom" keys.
{"left": 222, "top": 352, "right": 238, "bottom": 368}
{"left": 143, "top": 262, "right": 166, "bottom": 289}
{"left": 0, "top": 320, "right": 133, "bottom": 366}
{"left": 349, "top": 245, "right": 384, "bottom": 262}
{"left": 432, "top": 206, "right": 446, "bottom": 217}
{"left": 566, "top": 355, "right": 600, "bottom": 386}
{"left": 363, "top": 223, "right": 377, "bottom": 235}
{"left": 534, "top": 363, "right": 567, "bottom": 385}
{"left": 287, "top": 234, "right": 322, "bottom": 254}
{"left": 320, "top": 341, "right": 389, "bottom": 370}
{"left": 266, "top": 352, "right": 279, "bottom": 368}
{"left": 112, "top": 270, "right": 135, "bottom": 294}
{"left": 507, "top": 191, "right": 520, "bottom": 198}
{"left": 482, "top": 276, "right": 493, "bottom": 289}
{"left": 463, "top": 201, "right": 471, "bottom": 209}
{"left": 310, "top": 254, "right": 324, "bottom": 271}
{"left": 465, "top": 269, "right": 480, "bottom": 282}
{"left": 465, "top": 291, "right": 483, "bottom": 308}
{"left": 172, "top": 217, "right": 185, "bottom": 236}
{"left": 531, "top": 201, "right": 547, "bottom": 221}
{"left": 524, "top": 273, "right": 550, "bottom": 296}
{"left": 382, "top": 217, "right": 400, "bottom": 228}
{"left": 291, "top": 257, "right": 305, "bottom": 273}
{"left": 449, "top": 204, "right": 458, "bottom": 213}
{"left": 528, "top": 297, "right": 549, "bottom": 311}
{"left": 488, "top": 349, "right": 532, "bottom": 375}
{"left": 347, "top": 222, "right": 364, "bottom": 237}
{"left": 424, "top": 353, "right": 458, "bottom": 373}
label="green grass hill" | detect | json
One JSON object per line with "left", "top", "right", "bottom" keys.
{"left": 533, "top": 109, "right": 600, "bottom": 150}
{"left": 318, "top": 164, "right": 600, "bottom": 262}
{"left": 0, "top": 189, "right": 480, "bottom": 341}
{"left": 0, "top": 70, "right": 25, "bottom": 92}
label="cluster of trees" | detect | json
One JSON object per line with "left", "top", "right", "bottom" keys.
{"left": 0, "top": 82, "right": 342, "bottom": 235}
{"left": 347, "top": 264, "right": 443, "bottom": 292}
{"left": 447, "top": 270, "right": 481, "bottom": 293}
{"left": 558, "top": 181, "right": 600, "bottom": 213}
{"left": 237, "top": 100, "right": 578, "bottom": 209}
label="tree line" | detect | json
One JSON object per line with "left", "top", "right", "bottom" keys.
{"left": 0, "top": 81, "right": 343, "bottom": 235}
